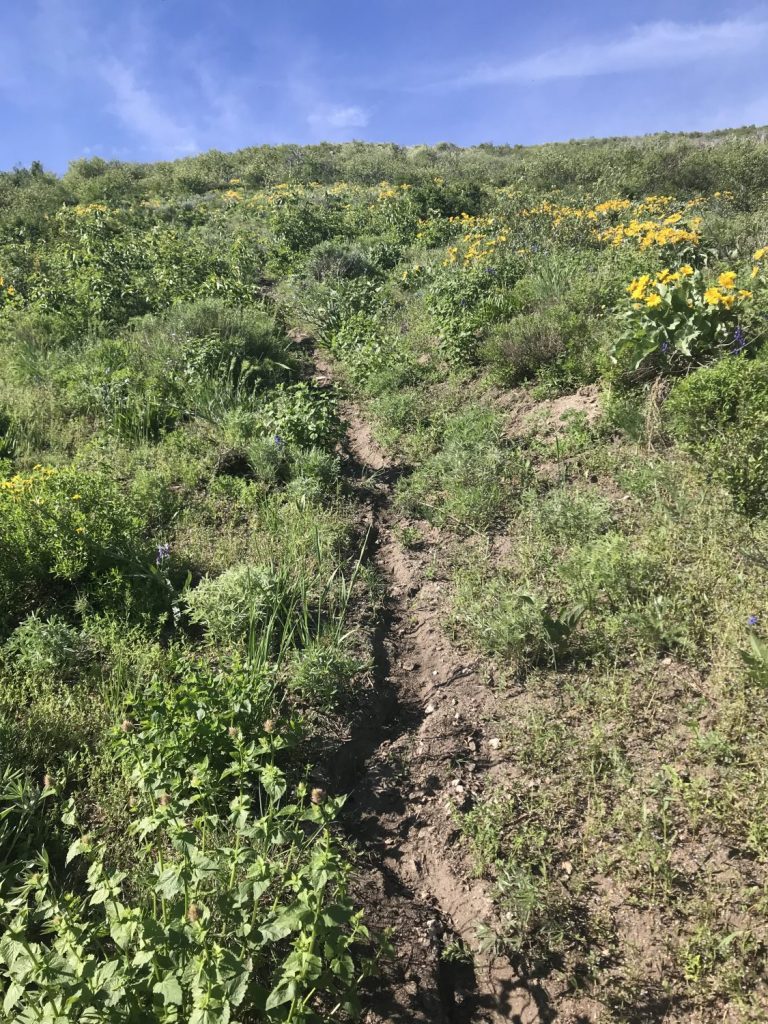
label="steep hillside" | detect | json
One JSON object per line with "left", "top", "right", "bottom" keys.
{"left": 1, "top": 130, "right": 768, "bottom": 1022}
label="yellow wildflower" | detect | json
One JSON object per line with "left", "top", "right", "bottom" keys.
{"left": 680, "top": 264, "right": 694, "bottom": 276}
{"left": 627, "top": 274, "right": 650, "bottom": 300}
{"left": 646, "top": 294, "right": 662, "bottom": 308}
{"left": 703, "top": 287, "right": 723, "bottom": 305}
{"left": 717, "top": 271, "right": 737, "bottom": 289}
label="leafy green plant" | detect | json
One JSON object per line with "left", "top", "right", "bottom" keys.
{"left": 258, "top": 383, "right": 343, "bottom": 450}
{"left": 0, "top": 770, "right": 367, "bottom": 1023}
{"left": 0, "top": 465, "right": 168, "bottom": 633}
{"left": 611, "top": 264, "right": 753, "bottom": 377}
{"left": 666, "top": 355, "right": 768, "bottom": 514}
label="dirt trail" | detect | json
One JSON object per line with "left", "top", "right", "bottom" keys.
{"left": 313, "top": 355, "right": 552, "bottom": 1023}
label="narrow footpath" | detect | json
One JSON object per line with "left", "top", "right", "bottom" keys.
{"left": 313, "top": 353, "right": 551, "bottom": 1024}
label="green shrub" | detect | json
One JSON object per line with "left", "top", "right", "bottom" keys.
{"left": 58, "top": 301, "right": 291, "bottom": 442}
{"left": 258, "top": 381, "right": 343, "bottom": 449}
{"left": 666, "top": 356, "right": 768, "bottom": 514}
{"left": 480, "top": 310, "right": 567, "bottom": 383}
{"left": 0, "top": 465, "right": 162, "bottom": 633}
{"left": 2, "top": 613, "right": 87, "bottom": 685}
{"left": 185, "top": 563, "right": 294, "bottom": 647}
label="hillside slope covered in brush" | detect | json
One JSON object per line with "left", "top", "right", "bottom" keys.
{"left": 2, "top": 129, "right": 768, "bottom": 1021}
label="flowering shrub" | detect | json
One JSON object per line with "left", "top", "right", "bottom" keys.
{"left": 0, "top": 274, "right": 19, "bottom": 310}
{"left": 611, "top": 264, "right": 753, "bottom": 375}
{"left": 427, "top": 240, "right": 527, "bottom": 364}
{"left": 0, "top": 465, "right": 159, "bottom": 631}
{"left": 597, "top": 213, "right": 701, "bottom": 251}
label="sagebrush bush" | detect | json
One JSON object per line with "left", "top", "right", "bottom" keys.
{"left": 481, "top": 311, "right": 567, "bottom": 383}
{"left": 303, "top": 239, "right": 375, "bottom": 282}
{"left": 2, "top": 613, "right": 87, "bottom": 685}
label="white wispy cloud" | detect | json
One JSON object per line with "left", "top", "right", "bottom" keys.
{"left": 99, "top": 59, "right": 198, "bottom": 156}
{"left": 307, "top": 104, "right": 370, "bottom": 130}
{"left": 439, "top": 17, "right": 768, "bottom": 89}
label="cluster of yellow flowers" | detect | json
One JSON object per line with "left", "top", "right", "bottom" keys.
{"left": 401, "top": 263, "right": 423, "bottom": 282}
{"left": 442, "top": 214, "right": 509, "bottom": 265}
{"left": 248, "top": 182, "right": 311, "bottom": 208}
{"left": 627, "top": 265, "right": 753, "bottom": 311}
{"left": 703, "top": 271, "right": 752, "bottom": 308}
{"left": 599, "top": 214, "right": 701, "bottom": 249}
{"left": 521, "top": 198, "right": 600, "bottom": 227}
{"left": 72, "top": 203, "right": 110, "bottom": 217}
{"left": 637, "top": 195, "right": 677, "bottom": 215}
{"left": 515, "top": 194, "right": 707, "bottom": 250}
{"left": 0, "top": 275, "right": 16, "bottom": 298}
{"left": 592, "top": 198, "right": 632, "bottom": 215}
{"left": 248, "top": 181, "right": 366, "bottom": 210}
{"left": 376, "top": 182, "right": 412, "bottom": 202}
{"left": 627, "top": 265, "right": 695, "bottom": 306}
{"left": 1, "top": 465, "right": 58, "bottom": 500}
{"left": 222, "top": 189, "right": 243, "bottom": 202}
{"left": 752, "top": 247, "right": 768, "bottom": 278}
{"left": 438, "top": 194, "right": 713, "bottom": 270}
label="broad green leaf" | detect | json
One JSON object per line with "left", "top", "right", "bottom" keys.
{"left": 265, "top": 977, "right": 299, "bottom": 1010}
{"left": 66, "top": 835, "right": 91, "bottom": 865}
{"left": 153, "top": 975, "right": 183, "bottom": 1006}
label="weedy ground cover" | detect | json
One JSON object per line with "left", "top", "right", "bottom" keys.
{"left": 0, "top": 192, "right": 371, "bottom": 1019}
{"left": 264, "top": 145, "right": 768, "bottom": 1018}
{"left": 2, "top": 131, "right": 768, "bottom": 1020}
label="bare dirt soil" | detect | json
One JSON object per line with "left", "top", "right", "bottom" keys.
{"left": 313, "top": 355, "right": 553, "bottom": 1023}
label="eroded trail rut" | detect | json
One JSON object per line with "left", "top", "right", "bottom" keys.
{"left": 313, "top": 356, "right": 550, "bottom": 1024}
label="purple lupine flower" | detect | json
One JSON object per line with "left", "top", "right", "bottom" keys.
{"left": 156, "top": 543, "right": 171, "bottom": 566}
{"left": 731, "top": 325, "right": 747, "bottom": 355}
{"left": 748, "top": 614, "right": 759, "bottom": 627}
{"left": 661, "top": 341, "right": 670, "bottom": 354}
{"left": 274, "top": 435, "right": 284, "bottom": 447}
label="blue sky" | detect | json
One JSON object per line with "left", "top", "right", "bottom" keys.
{"left": 2, "top": 0, "right": 768, "bottom": 172}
